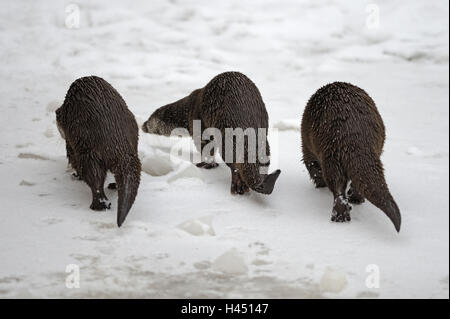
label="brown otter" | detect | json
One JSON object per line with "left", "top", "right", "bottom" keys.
{"left": 142, "top": 71, "right": 281, "bottom": 195}
{"left": 56, "top": 76, "right": 141, "bottom": 227}
{"left": 301, "top": 82, "right": 401, "bottom": 232}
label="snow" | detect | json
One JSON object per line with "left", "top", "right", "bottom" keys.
{"left": 0, "top": 0, "right": 448, "bottom": 298}
{"left": 319, "top": 268, "right": 348, "bottom": 294}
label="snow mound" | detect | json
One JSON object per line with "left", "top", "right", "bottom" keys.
{"left": 177, "top": 216, "right": 215, "bottom": 236}
{"left": 319, "top": 267, "right": 348, "bottom": 293}
{"left": 140, "top": 134, "right": 203, "bottom": 183}
{"left": 141, "top": 149, "right": 174, "bottom": 177}
{"left": 212, "top": 249, "right": 248, "bottom": 275}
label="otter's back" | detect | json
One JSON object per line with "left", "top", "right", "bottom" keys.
{"left": 201, "top": 72, "right": 269, "bottom": 130}
{"left": 303, "top": 82, "right": 385, "bottom": 156}
{"left": 61, "top": 76, "right": 138, "bottom": 155}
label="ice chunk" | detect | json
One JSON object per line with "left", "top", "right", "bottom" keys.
{"left": 177, "top": 216, "right": 215, "bottom": 236}
{"left": 319, "top": 267, "right": 348, "bottom": 293}
{"left": 212, "top": 249, "right": 248, "bottom": 275}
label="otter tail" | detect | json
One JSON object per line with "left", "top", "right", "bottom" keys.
{"left": 240, "top": 164, "right": 281, "bottom": 195}
{"left": 114, "top": 155, "right": 141, "bottom": 227}
{"left": 348, "top": 157, "right": 401, "bottom": 232}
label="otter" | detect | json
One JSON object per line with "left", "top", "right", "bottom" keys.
{"left": 301, "top": 82, "right": 401, "bottom": 232}
{"left": 56, "top": 76, "right": 141, "bottom": 227}
{"left": 142, "top": 71, "right": 281, "bottom": 195}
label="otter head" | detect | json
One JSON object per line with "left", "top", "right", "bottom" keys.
{"left": 55, "top": 106, "right": 66, "bottom": 140}
{"left": 142, "top": 102, "right": 187, "bottom": 137}
{"left": 142, "top": 89, "right": 201, "bottom": 137}
{"left": 142, "top": 112, "right": 173, "bottom": 136}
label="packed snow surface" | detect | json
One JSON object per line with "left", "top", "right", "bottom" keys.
{"left": 0, "top": 0, "right": 448, "bottom": 298}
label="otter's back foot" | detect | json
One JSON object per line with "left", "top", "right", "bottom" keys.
{"left": 231, "top": 169, "right": 249, "bottom": 195}
{"left": 331, "top": 195, "right": 352, "bottom": 222}
{"left": 79, "top": 153, "right": 110, "bottom": 211}
{"left": 90, "top": 193, "right": 111, "bottom": 211}
{"left": 196, "top": 162, "right": 219, "bottom": 169}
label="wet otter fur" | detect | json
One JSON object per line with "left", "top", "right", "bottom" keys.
{"left": 143, "top": 71, "right": 281, "bottom": 195}
{"left": 56, "top": 76, "right": 141, "bottom": 227}
{"left": 301, "top": 82, "right": 401, "bottom": 232}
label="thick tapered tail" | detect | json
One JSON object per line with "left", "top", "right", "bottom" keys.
{"left": 115, "top": 155, "right": 141, "bottom": 227}
{"left": 253, "top": 169, "right": 281, "bottom": 194}
{"left": 240, "top": 163, "right": 281, "bottom": 195}
{"left": 349, "top": 157, "right": 401, "bottom": 232}
{"left": 371, "top": 193, "right": 401, "bottom": 232}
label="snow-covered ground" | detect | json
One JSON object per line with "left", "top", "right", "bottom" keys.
{"left": 0, "top": 0, "right": 448, "bottom": 298}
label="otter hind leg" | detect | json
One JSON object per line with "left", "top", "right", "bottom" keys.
{"left": 347, "top": 182, "right": 365, "bottom": 204}
{"left": 302, "top": 148, "right": 326, "bottom": 188}
{"left": 322, "top": 162, "right": 352, "bottom": 222}
{"left": 307, "top": 161, "right": 327, "bottom": 188}
{"left": 66, "top": 143, "right": 82, "bottom": 180}
{"left": 229, "top": 165, "right": 249, "bottom": 195}
{"left": 80, "top": 153, "right": 110, "bottom": 211}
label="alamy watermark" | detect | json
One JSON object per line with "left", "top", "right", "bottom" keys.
{"left": 167, "top": 120, "right": 278, "bottom": 174}
{"left": 365, "top": 264, "right": 380, "bottom": 289}
{"left": 65, "top": 264, "right": 80, "bottom": 289}
{"left": 65, "top": 4, "right": 80, "bottom": 29}
{"left": 365, "top": 4, "right": 380, "bottom": 30}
